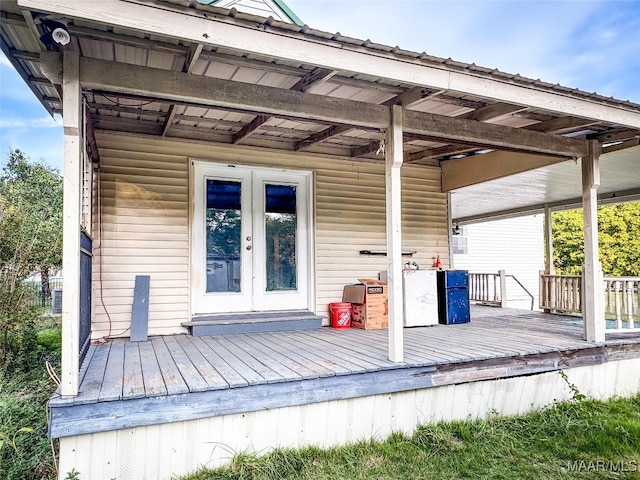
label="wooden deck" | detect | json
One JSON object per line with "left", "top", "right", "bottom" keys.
{"left": 48, "top": 306, "right": 640, "bottom": 438}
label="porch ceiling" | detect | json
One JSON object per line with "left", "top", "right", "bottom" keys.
{"left": 2, "top": 0, "right": 639, "bottom": 220}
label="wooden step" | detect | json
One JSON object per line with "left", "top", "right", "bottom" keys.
{"left": 182, "top": 310, "right": 324, "bottom": 336}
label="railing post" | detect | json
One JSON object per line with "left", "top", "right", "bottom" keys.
{"left": 498, "top": 270, "right": 507, "bottom": 308}
{"left": 626, "top": 281, "right": 634, "bottom": 328}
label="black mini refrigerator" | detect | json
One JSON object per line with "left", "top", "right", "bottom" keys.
{"left": 437, "top": 270, "right": 470, "bottom": 325}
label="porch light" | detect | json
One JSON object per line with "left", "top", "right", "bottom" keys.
{"left": 452, "top": 223, "right": 461, "bottom": 235}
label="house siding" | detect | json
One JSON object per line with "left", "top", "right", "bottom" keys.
{"left": 453, "top": 215, "right": 544, "bottom": 310}
{"left": 93, "top": 132, "right": 448, "bottom": 338}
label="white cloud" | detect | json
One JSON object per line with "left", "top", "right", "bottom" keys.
{"left": 0, "top": 53, "right": 13, "bottom": 68}
{"left": 0, "top": 116, "right": 63, "bottom": 129}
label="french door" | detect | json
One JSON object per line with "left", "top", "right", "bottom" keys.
{"left": 191, "top": 162, "right": 311, "bottom": 315}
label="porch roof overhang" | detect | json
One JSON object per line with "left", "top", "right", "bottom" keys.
{"left": 2, "top": 0, "right": 640, "bottom": 220}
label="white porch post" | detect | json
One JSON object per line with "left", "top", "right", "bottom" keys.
{"left": 544, "top": 204, "right": 554, "bottom": 275}
{"left": 61, "top": 50, "right": 82, "bottom": 395}
{"left": 581, "top": 140, "right": 605, "bottom": 342}
{"left": 386, "top": 105, "right": 404, "bottom": 362}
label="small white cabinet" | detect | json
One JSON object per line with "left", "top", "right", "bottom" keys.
{"left": 403, "top": 269, "right": 439, "bottom": 326}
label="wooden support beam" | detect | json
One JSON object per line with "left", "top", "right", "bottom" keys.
{"left": 291, "top": 67, "right": 337, "bottom": 92}
{"left": 61, "top": 50, "right": 82, "bottom": 396}
{"left": 78, "top": 57, "right": 589, "bottom": 157}
{"left": 382, "top": 87, "right": 445, "bottom": 108}
{"left": 404, "top": 109, "right": 588, "bottom": 158}
{"left": 233, "top": 67, "right": 338, "bottom": 144}
{"left": 162, "top": 43, "right": 203, "bottom": 136}
{"left": 458, "top": 102, "right": 529, "bottom": 122}
{"left": 84, "top": 106, "right": 100, "bottom": 163}
{"left": 406, "top": 143, "right": 478, "bottom": 163}
{"left": 295, "top": 124, "right": 352, "bottom": 151}
{"left": 525, "top": 116, "right": 600, "bottom": 134}
{"left": 386, "top": 104, "right": 404, "bottom": 363}
{"left": 232, "top": 114, "right": 270, "bottom": 144}
{"left": 581, "top": 140, "right": 605, "bottom": 342}
{"left": 298, "top": 86, "right": 439, "bottom": 152}
{"left": 592, "top": 129, "right": 639, "bottom": 143}
{"left": 441, "top": 151, "right": 566, "bottom": 191}
{"left": 602, "top": 138, "right": 639, "bottom": 154}
{"left": 351, "top": 140, "right": 382, "bottom": 158}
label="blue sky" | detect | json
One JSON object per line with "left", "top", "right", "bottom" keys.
{"left": 1, "top": 0, "right": 639, "bottom": 172}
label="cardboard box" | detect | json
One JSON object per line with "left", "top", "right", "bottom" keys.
{"left": 342, "top": 279, "right": 388, "bottom": 329}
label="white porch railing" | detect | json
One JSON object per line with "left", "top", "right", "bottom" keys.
{"left": 469, "top": 271, "right": 506, "bottom": 307}
{"left": 539, "top": 273, "right": 640, "bottom": 333}
{"left": 469, "top": 271, "right": 535, "bottom": 310}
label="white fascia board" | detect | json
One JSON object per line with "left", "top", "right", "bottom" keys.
{"left": 19, "top": 0, "right": 640, "bottom": 129}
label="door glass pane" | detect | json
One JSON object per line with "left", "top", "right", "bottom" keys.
{"left": 206, "top": 180, "right": 241, "bottom": 293}
{"left": 265, "top": 184, "right": 297, "bottom": 291}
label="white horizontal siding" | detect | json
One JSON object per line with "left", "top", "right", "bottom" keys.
{"left": 92, "top": 132, "right": 449, "bottom": 337}
{"left": 57, "top": 358, "right": 640, "bottom": 480}
{"left": 453, "top": 215, "right": 544, "bottom": 310}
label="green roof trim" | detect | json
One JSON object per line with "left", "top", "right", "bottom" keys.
{"left": 272, "top": 0, "right": 304, "bottom": 26}
{"left": 196, "top": 0, "right": 304, "bottom": 26}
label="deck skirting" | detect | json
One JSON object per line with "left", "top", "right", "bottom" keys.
{"left": 57, "top": 357, "right": 640, "bottom": 480}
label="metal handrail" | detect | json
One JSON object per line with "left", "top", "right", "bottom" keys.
{"left": 505, "top": 274, "right": 534, "bottom": 310}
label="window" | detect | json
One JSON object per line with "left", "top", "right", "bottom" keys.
{"left": 452, "top": 226, "right": 468, "bottom": 255}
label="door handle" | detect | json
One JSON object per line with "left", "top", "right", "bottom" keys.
{"left": 246, "top": 245, "right": 252, "bottom": 250}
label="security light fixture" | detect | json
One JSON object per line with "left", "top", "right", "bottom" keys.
{"left": 39, "top": 19, "right": 71, "bottom": 48}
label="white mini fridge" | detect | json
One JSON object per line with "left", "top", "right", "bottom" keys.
{"left": 403, "top": 269, "right": 439, "bottom": 326}
{"left": 380, "top": 269, "right": 439, "bottom": 326}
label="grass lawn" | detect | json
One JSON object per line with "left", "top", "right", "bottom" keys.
{"left": 182, "top": 390, "right": 640, "bottom": 480}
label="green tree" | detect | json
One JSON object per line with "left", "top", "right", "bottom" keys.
{"left": 0, "top": 150, "right": 62, "bottom": 361}
{"left": 552, "top": 201, "right": 640, "bottom": 276}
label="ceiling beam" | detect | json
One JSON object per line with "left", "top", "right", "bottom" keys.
{"left": 602, "top": 138, "right": 639, "bottom": 154}
{"left": 441, "top": 151, "right": 568, "bottom": 191}
{"left": 290, "top": 67, "right": 337, "bottom": 92}
{"left": 458, "top": 102, "right": 529, "bottom": 122}
{"left": 403, "top": 109, "right": 588, "bottom": 158}
{"left": 295, "top": 124, "right": 352, "bottom": 151}
{"left": 233, "top": 66, "right": 338, "bottom": 144}
{"left": 524, "top": 116, "right": 600, "bottom": 134}
{"left": 405, "top": 143, "right": 478, "bottom": 163}
{"left": 298, "top": 86, "right": 442, "bottom": 152}
{"left": 592, "top": 128, "right": 639, "bottom": 143}
{"left": 162, "top": 43, "right": 204, "bottom": 136}
{"left": 352, "top": 140, "right": 382, "bottom": 158}
{"left": 79, "top": 57, "right": 589, "bottom": 157}
{"left": 232, "top": 114, "right": 270, "bottom": 144}
{"left": 382, "top": 87, "right": 445, "bottom": 108}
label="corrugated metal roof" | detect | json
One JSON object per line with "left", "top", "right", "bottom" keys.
{"left": 158, "top": 0, "right": 639, "bottom": 111}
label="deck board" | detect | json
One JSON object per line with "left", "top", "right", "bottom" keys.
{"left": 138, "top": 340, "right": 167, "bottom": 397}
{"left": 54, "top": 306, "right": 640, "bottom": 411}
{"left": 150, "top": 336, "right": 189, "bottom": 395}
{"left": 123, "top": 341, "right": 145, "bottom": 399}
{"left": 174, "top": 335, "right": 229, "bottom": 390}
{"left": 97, "top": 341, "right": 123, "bottom": 402}
{"left": 163, "top": 336, "right": 210, "bottom": 392}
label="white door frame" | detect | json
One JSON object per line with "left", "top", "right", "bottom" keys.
{"left": 190, "top": 160, "right": 314, "bottom": 316}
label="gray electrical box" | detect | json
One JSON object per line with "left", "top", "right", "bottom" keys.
{"left": 52, "top": 288, "right": 63, "bottom": 315}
